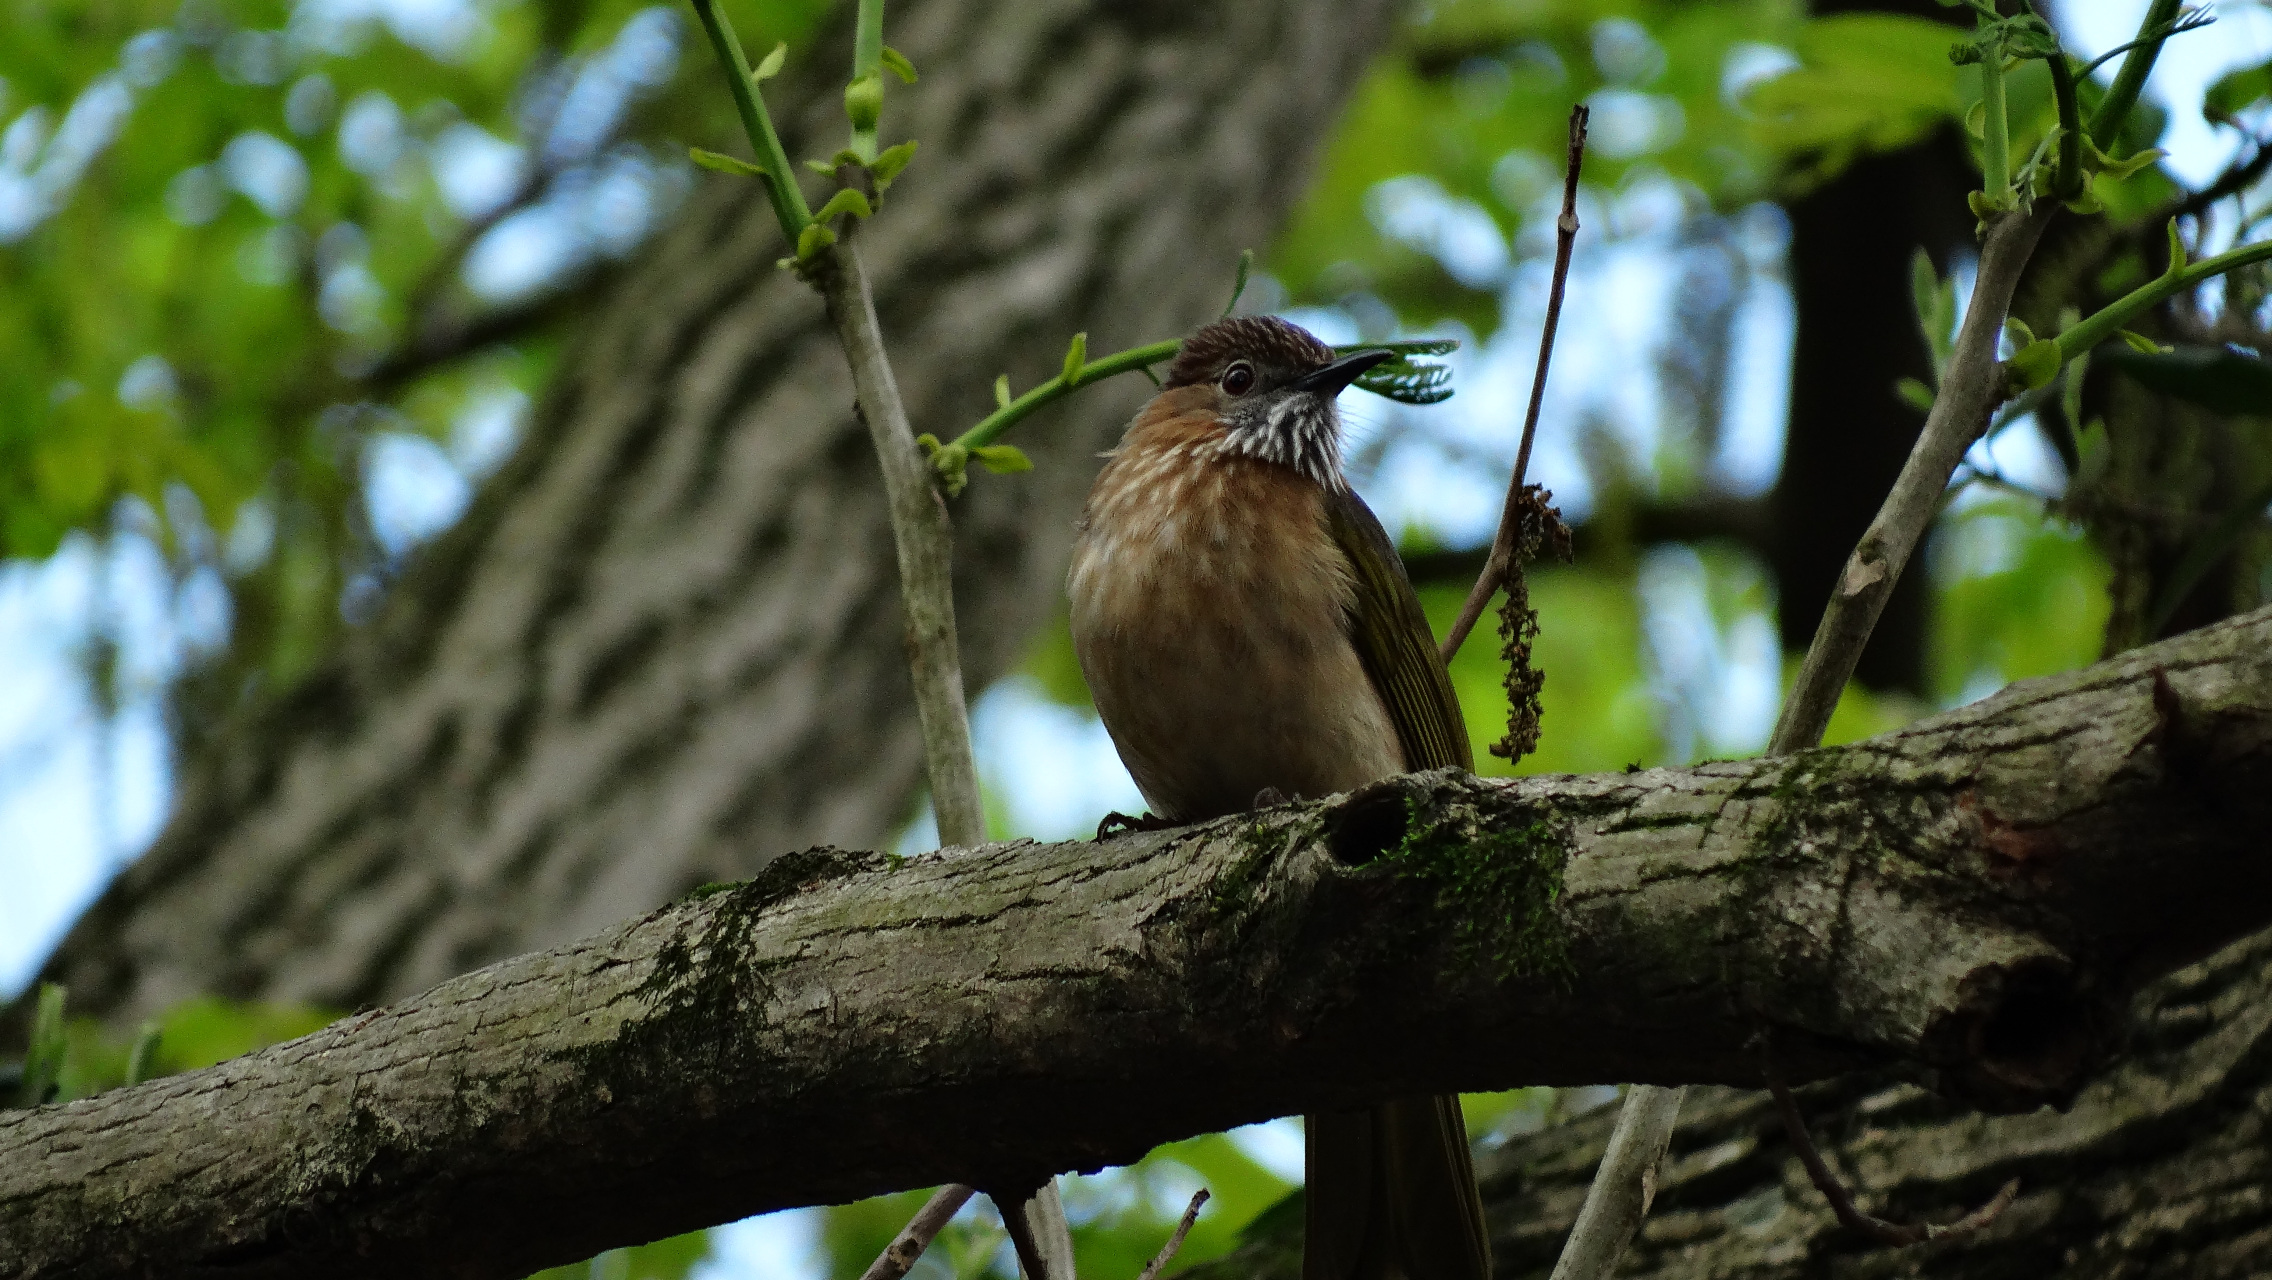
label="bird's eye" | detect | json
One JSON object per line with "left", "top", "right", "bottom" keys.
{"left": 1221, "top": 362, "right": 1256, "bottom": 396}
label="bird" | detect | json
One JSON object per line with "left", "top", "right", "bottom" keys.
{"left": 1067, "top": 314, "right": 1491, "bottom": 1280}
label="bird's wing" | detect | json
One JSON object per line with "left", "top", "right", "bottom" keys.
{"left": 1319, "top": 488, "right": 1492, "bottom": 1280}
{"left": 1326, "top": 486, "right": 1473, "bottom": 773}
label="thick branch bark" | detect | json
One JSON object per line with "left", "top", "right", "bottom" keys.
{"left": 7, "top": 608, "right": 2271, "bottom": 1280}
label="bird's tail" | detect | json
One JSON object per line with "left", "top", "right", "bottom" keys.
{"left": 1303, "top": 1095, "right": 1491, "bottom": 1280}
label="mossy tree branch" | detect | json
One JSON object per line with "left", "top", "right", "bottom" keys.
{"left": 8, "top": 607, "right": 2272, "bottom": 1280}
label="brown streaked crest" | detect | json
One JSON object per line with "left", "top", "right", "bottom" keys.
{"left": 1164, "top": 315, "right": 1335, "bottom": 388}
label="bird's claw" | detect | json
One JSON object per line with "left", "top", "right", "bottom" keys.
{"left": 1096, "top": 810, "right": 1178, "bottom": 839}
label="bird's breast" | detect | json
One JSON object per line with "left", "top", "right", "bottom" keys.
{"left": 1068, "top": 433, "right": 1403, "bottom": 822}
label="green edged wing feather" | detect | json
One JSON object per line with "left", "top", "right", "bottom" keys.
{"left": 1315, "top": 488, "right": 1491, "bottom": 1280}
{"left": 1327, "top": 487, "right": 1473, "bottom": 773}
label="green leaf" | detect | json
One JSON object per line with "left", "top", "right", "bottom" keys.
{"left": 844, "top": 72, "right": 884, "bottom": 132}
{"left": 1746, "top": 15, "right": 1966, "bottom": 162}
{"left": 2204, "top": 59, "right": 2272, "bottom": 124}
{"left": 689, "top": 147, "right": 767, "bottom": 178}
{"left": 2003, "top": 316, "right": 2037, "bottom": 347}
{"left": 2061, "top": 347, "right": 2092, "bottom": 436}
{"left": 880, "top": 46, "right": 918, "bottom": 84}
{"left": 2008, "top": 339, "right": 2062, "bottom": 390}
{"left": 1222, "top": 248, "right": 1255, "bottom": 318}
{"left": 18, "top": 983, "right": 66, "bottom": 1108}
{"left": 797, "top": 221, "right": 837, "bottom": 260}
{"left": 2097, "top": 146, "right": 2167, "bottom": 181}
{"left": 805, "top": 158, "right": 838, "bottom": 174}
{"left": 124, "top": 1023, "right": 162, "bottom": 1087}
{"left": 926, "top": 440, "right": 971, "bottom": 497}
{"left": 870, "top": 140, "right": 919, "bottom": 189}
{"left": 971, "top": 444, "right": 1033, "bottom": 475}
{"left": 1062, "top": 331, "right": 1088, "bottom": 384}
{"left": 2100, "top": 344, "right": 2272, "bottom": 417}
{"left": 2164, "top": 217, "right": 2188, "bottom": 278}
{"left": 813, "top": 188, "right": 875, "bottom": 222}
{"left": 753, "top": 42, "right": 787, "bottom": 82}
{"left": 1896, "top": 376, "right": 1938, "bottom": 413}
{"left": 2117, "top": 329, "right": 2169, "bottom": 356}
{"left": 1909, "top": 248, "right": 1939, "bottom": 341}
{"left": 994, "top": 374, "right": 1012, "bottom": 410}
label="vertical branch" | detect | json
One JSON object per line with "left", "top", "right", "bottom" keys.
{"left": 1978, "top": 16, "right": 2012, "bottom": 206}
{"left": 813, "top": 236, "right": 988, "bottom": 849}
{"left": 1769, "top": 205, "right": 2055, "bottom": 752}
{"left": 846, "top": 0, "right": 886, "bottom": 162}
{"left": 2089, "top": 0, "right": 2182, "bottom": 148}
{"left": 1547, "top": 1085, "right": 1686, "bottom": 1280}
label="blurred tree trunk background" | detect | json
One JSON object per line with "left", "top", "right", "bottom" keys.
{"left": 32, "top": 0, "right": 1398, "bottom": 1023}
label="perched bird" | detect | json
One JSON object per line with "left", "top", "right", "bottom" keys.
{"left": 1067, "top": 315, "right": 1490, "bottom": 1280}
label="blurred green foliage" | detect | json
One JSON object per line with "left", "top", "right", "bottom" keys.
{"left": 0, "top": 0, "right": 827, "bottom": 707}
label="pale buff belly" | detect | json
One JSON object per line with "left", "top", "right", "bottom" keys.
{"left": 1067, "top": 487, "right": 1405, "bottom": 822}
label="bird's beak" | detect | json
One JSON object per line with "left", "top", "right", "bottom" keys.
{"left": 1288, "top": 349, "right": 1396, "bottom": 396}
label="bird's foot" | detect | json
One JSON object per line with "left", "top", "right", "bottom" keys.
{"left": 1096, "top": 810, "right": 1179, "bottom": 839}
{"left": 1249, "top": 787, "right": 1290, "bottom": 810}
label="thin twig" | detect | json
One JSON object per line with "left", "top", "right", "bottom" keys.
{"left": 859, "top": 1184, "right": 977, "bottom": 1280}
{"left": 1134, "top": 1189, "right": 1209, "bottom": 1280}
{"left": 1546, "top": 1084, "right": 1685, "bottom": 1280}
{"left": 1769, "top": 204, "right": 2057, "bottom": 752}
{"left": 1441, "top": 103, "right": 1587, "bottom": 663}
{"left": 814, "top": 229, "right": 987, "bottom": 848}
{"left": 1767, "top": 1079, "right": 2019, "bottom": 1246}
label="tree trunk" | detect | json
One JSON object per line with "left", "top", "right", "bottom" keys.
{"left": 29, "top": 0, "right": 1395, "bottom": 1026}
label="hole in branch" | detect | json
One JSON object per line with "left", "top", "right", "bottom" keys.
{"left": 1326, "top": 782, "right": 1413, "bottom": 866}
{"left": 1971, "top": 962, "right": 2098, "bottom": 1099}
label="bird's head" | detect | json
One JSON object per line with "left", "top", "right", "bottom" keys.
{"left": 1162, "top": 315, "right": 1393, "bottom": 488}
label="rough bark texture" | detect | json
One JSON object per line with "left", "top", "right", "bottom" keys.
{"left": 6, "top": 608, "right": 2271, "bottom": 1280}
{"left": 1193, "top": 929, "right": 2272, "bottom": 1280}
{"left": 29, "top": 0, "right": 1395, "bottom": 1027}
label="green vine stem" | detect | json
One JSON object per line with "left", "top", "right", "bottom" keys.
{"left": 2090, "top": 0, "right": 2182, "bottom": 148}
{"left": 846, "top": 0, "right": 885, "bottom": 162}
{"left": 2047, "top": 52, "right": 2084, "bottom": 200}
{"left": 923, "top": 340, "right": 1181, "bottom": 492}
{"left": 686, "top": 0, "right": 810, "bottom": 238}
{"left": 2011, "top": 236, "right": 2272, "bottom": 389}
{"left": 1978, "top": 14, "right": 2012, "bottom": 206}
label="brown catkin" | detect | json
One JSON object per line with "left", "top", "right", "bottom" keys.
{"left": 1490, "top": 486, "right": 1571, "bottom": 763}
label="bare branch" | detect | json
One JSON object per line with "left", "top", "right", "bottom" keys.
{"left": 1545, "top": 1085, "right": 1685, "bottom": 1280}
{"left": 1441, "top": 104, "right": 1588, "bottom": 663}
{"left": 1135, "top": 1189, "right": 1210, "bottom": 1280}
{"left": 860, "top": 1184, "right": 976, "bottom": 1280}
{"left": 1771, "top": 205, "right": 2057, "bottom": 753}
{"left": 813, "top": 231, "right": 986, "bottom": 848}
